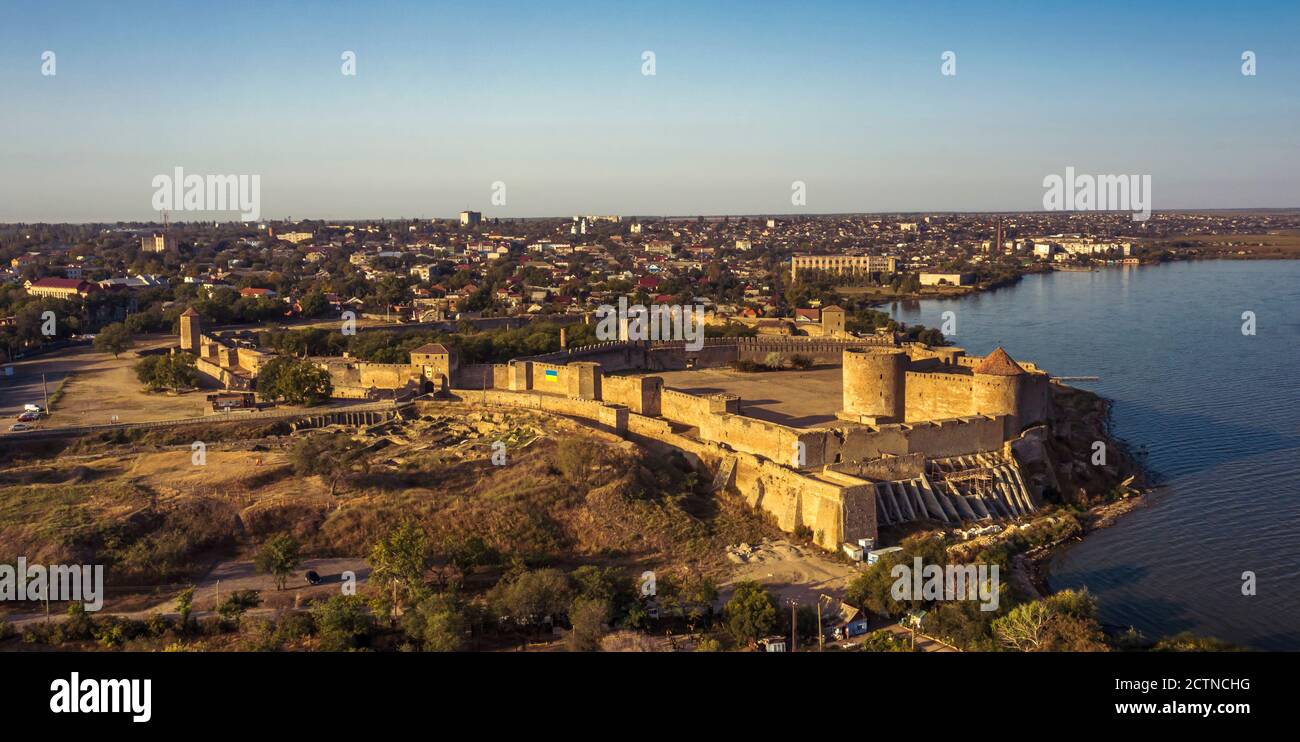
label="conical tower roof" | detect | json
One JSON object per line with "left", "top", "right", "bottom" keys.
{"left": 973, "top": 347, "right": 1025, "bottom": 376}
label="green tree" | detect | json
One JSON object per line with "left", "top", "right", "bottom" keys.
{"left": 567, "top": 597, "right": 610, "bottom": 652}
{"left": 992, "top": 589, "right": 1108, "bottom": 652}
{"left": 368, "top": 521, "right": 431, "bottom": 617}
{"left": 723, "top": 581, "right": 778, "bottom": 645}
{"left": 489, "top": 569, "right": 572, "bottom": 628}
{"left": 93, "top": 322, "right": 132, "bottom": 358}
{"left": 298, "top": 291, "right": 329, "bottom": 318}
{"left": 312, "top": 594, "right": 373, "bottom": 651}
{"left": 135, "top": 352, "right": 198, "bottom": 392}
{"left": 401, "top": 593, "right": 466, "bottom": 652}
{"left": 254, "top": 534, "right": 302, "bottom": 591}
{"left": 292, "top": 432, "right": 369, "bottom": 498}
{"left": 176, "top": 586, "right": 195, "bottom": 628}
{"left": 256, "top": 356, "right": 332, "bottom": 406}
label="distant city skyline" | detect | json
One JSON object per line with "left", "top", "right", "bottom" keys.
{"left": 2, "top": 0, "right": 1298, "bottom": 221}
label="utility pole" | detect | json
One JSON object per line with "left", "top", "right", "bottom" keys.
{"left": 817, "top": 599, "right": 824, "bottom": 652}
{"left": 42, "top": 373, "right": 49, "bottom": 410}
{"left": 790, "top": 600, "right": 797, "bottom": 653}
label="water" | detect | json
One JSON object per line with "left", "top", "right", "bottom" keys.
{"left": 886, "top": 261, "right": 1300, "bottom": 650}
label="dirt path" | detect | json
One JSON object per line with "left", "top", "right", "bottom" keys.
{"left": 6, "top": 557, "right": 369, "bottom": 629}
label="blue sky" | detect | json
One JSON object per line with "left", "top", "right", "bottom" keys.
{"left": 1, "top": 0, "right": 1297, "bottom": 221}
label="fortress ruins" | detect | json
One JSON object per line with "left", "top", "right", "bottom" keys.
{"left": 179, "top": 310, "right": 1056, "bottom": 554}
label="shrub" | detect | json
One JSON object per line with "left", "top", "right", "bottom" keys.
{"left": 217, "top": 589, "right": 262, "bottom": 623}
{"left": 401, "top": 593, "right": 467, "bottom": 652}
{"left": 312, "top": 595, "right": 373, "bottom": 651}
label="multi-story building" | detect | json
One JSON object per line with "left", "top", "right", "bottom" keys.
{"left": 790, "top": 254, "right": 897, "bottom": 282}
{"left": 275, "top": 231, "right": 314, "bottom": 244}
{"left": 140, "top": 233, "right": 176, "bottom": 253}
{"left": 24, "top": 277, "right": 97, "bottom": 299}
{"left": 459, "top": 210, "right": 482, "bottom": 227}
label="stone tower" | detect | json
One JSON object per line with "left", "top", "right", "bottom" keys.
{"left": 410, "top": 343, "right": 459, "bottom": 388}
{"left": 179, "top": 307, "right": 202, "bottom": 352}
{"left": 839, "top": 347, "right": 907, "bottom": 423}
{"left": 970, "top": 347, "right": 1025, "bottom": 437}
{"left": 820, "top": 305, "right": 846, "bottom": 337}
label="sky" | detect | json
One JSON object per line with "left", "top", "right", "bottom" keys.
{"left": 1, "top": 0, "right": 1297, "bottom": 221}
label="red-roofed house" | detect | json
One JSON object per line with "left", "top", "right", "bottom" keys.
{"left": 24, "top": 277, "right": 97, "bottom": 299}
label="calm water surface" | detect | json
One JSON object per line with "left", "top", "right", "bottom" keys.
{"left": 887, "top": 261, "right": 1300, "bottom": 649}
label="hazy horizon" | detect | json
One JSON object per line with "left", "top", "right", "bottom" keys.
{"left": 3, "top": 0, "right": 1298, "bottom": 221}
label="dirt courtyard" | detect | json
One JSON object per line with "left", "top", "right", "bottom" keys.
{"left": 0, "top": 335, "right": 217, "bottom": 428}
{"left": 719, "top": 539, "right": 860, "bottom": 607}
{"left": 653, "top": 366, "right": 845, "bottom": 428}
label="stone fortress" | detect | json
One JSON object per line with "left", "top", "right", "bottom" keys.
{"left": 179, "top": 309, "right": 1057, "bottom": 554}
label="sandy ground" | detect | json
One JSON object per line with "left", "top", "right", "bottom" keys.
{"left": 720, "top": 539, "right": 860, "bottom": 606}
{"left": 0, "top": 334, "right": 210, "bottom": 428}
{"left": 654, "top": 366, "right": 845, "bottom": 428}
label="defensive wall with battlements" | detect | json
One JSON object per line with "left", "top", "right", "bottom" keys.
{"left": 176, "top": 310, "right": 1051, "bottom": 551}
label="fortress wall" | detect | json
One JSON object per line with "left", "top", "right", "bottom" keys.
{"left": 824, "top": 414, "right": 1006, "bottom": 463}
{"left": 904, "top": 371, "right": 977, "bottom": 422}
{"left": 358, "top": 363, "right": 424, "bottom": 389}
{"left": 828, "top": 452, "right": 928, "bottom": 481}
{"left": 1020, "top": 373, "right": 1052, "bottom": 428}
{"left": 729, "top": 458, "right": 869, "bottom": 550}
{"left": 529, "top": 361, "right": 570, "bottom": 392}
{"left": 627, "top": 412, "right": 674, "bottom": 438}
{"left": 457, "top": 363, "right": 510, "bottom": 390}
{"left": 602, "top": 375, "right": 663, "bottom": 416}
{"left": 737, "top": 341, "right": 860, "bottom": 365}
{"left": 450, "top": 390, "right": 865, "bottom": 550}
{"left": 828, "top": 424, "right": 910, "bottom": 462}
{"left": 645, "top": 346, "right": 688, "bottom": 370}
{"left": 522, "top": 341, "right": 646, "bottom": 370}
{"left": 195, "top": 357, "right": 253, "bottom": 391}
{"left": 329, "top": 386, "right": 374, "bottom": 400}
{"left": 661, "top": 388, "right": 712, "bottom": 424}
{"left": 631, "top": 411, "right": 860, "bottom": 549}
{"left": 235, "top": 347, "right": 269, "bottom": 373}
{"left": 473, "top": 389, "right": 623, "bottom": 434}
{"left": 698, "top": 412, "right": 805, "bottom": 464}
{"left": 896, "top": 416, "right": 1006, "bottom": 457}
{"left": 526, "top": 337, "right": 884, "bottom": 372}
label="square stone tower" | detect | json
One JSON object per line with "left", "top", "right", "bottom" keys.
{"left": 821, "top": 305, "right": 846, "bottom": 336}
{"left": 179, "top": 307, "right": 202, "bottom": 352}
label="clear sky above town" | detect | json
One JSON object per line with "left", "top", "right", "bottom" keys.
{"left": 1, "top": 0, "right": 1297, "bottom": 221}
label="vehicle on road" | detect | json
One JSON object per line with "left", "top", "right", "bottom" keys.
{"left": 9, "top": 422, "right": 33, "bottom": 432}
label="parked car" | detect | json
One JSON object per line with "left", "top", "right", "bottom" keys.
{"left": 17, "top": 411, "right": 40, "bottom": 422}
{"left": 9, "top": 422, "right": 33, "bottom": 432}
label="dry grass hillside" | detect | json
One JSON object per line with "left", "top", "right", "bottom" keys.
{"left": 0, "top": 404, "right": 776, "bottom": 614}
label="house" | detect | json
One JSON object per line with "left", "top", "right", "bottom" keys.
{"left": 239, "top": 287, "right": 278, "bottom": 299}
{"left": 24, "top": 277, "right": 97, "bottom": 299}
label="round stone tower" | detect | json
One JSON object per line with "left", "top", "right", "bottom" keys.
{"left": 970, "top": 346, "right": 1025, "bottom": 437}
{"left": 841, "top": 347, "right": 907, "bottom": 422}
